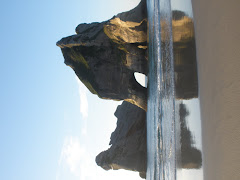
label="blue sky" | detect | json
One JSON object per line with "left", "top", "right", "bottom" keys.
{"left": 0, "top": 0, "right": 143, "bottom": 179}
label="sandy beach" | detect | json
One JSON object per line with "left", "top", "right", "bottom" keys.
{"left": 192, "top": 0, "right": 240, "bottom": 179}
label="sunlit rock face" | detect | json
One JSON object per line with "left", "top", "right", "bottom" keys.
{"left": 57, "top": 0, "right": 148, "bottom": 111}
{"left": 95, "top": 101, "right": 147, "bottom": 179}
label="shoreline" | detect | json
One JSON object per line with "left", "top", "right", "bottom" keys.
{"left": 192, "top": 0, "right": 240, "bottom": 179}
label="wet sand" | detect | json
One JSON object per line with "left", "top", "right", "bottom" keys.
{"left": 192, "top": 0, "right": 240, "bottom": 179}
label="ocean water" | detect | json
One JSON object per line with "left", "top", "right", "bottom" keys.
{"left": 146, "top": 0, "right": 203, "bottom": 179}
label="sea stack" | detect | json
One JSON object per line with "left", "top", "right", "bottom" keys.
{"left": 96, "top": 101, "right": 147, "bottom": 178}
{"left": 56, "top": 0, "right": 148, "bottom": 111}
{"left": 56, "top": 0, "right": 201, "bottom": 178}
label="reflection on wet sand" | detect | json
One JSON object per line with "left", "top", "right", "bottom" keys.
{"left": 172, "top": 11, "right": 198, "bottom": 100}
{"left": 179, "top": 103, "right": 202, "bottom": 169}
{"left": 171, "top": 9, "right": 203, "bottom": 179}
{"left": 147, "top": 1, "right": 203, "bottom": 177}
{"left": 160, "top": 10, "right": 198, "bottom": 99}
{"left": 172, "top": 10, "right": 198, "bottom": 100}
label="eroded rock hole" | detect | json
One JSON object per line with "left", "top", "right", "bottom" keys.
{"left": 134, "top": 72, "right": 148, "bottom": 88}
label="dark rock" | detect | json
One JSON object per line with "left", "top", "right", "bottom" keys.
{"left": 57, "top": 0, "right": 148, "bottom": 111}
{"left": 96, "top": 101, "right": 147, "bottom": 178}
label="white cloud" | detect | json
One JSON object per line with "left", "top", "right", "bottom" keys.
{"left": 75, "top": 76, "right": 88, "bottom": 119}
{"left": 57, "top": 135, "right": 142, "bottom": 180}
{"left": 57, "top": 136, "right": 96, "bottom": 180}
{"left": 58, "top": 136, "right": 85, "bottom": 176}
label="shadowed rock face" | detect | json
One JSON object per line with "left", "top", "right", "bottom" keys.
{"left": 95, "top": 101, "right": 147, "bottom": 179}
{"left": 57, "top": 0, "right": 148, "bottom": 111}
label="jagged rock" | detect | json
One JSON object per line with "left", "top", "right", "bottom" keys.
{"left": 57, "top": 0, "right": 148, "bottom": 111}
{"left": 96, "top": 101, "right": 147, "bottom": 178}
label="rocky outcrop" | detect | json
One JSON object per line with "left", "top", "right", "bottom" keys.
{"left": 56, "top": 0, "right": 201, "bottom": 177}
{"left": 56, "top": 1, "right": 199, "bottom": 111}
{"left": 57, "top": 0, "right": 148, "bottom": 111}
{"left": 96, "top": 101, "right": 147, "bottom": 178}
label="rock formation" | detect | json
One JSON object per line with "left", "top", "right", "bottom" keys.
{"left": 56, "top": 0, "right": 199, "bottom": 111}
{"left": 96, "top": 101, "right": 147, "bottom": 178}
{"left": 57, "top": 0, "right": 201, "bottom": 177}
{"left": 57, "top": 0, "right": 148, "bottom": 111}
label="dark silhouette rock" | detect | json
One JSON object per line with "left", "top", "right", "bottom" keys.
{"left": 57, "top": 0, "right": 148, "bottom": 111}
{"left": 96, "top": 101, "right": 147, "bottom": 178}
